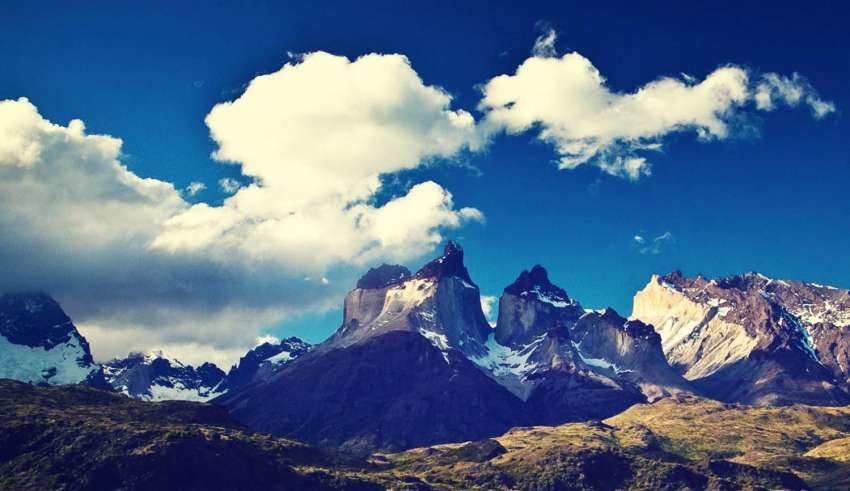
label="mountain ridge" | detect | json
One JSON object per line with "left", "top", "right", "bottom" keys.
{"left": 3, "top": 243, "right": 850, "bottom": 457}
{"left": 632, "top": 270, "right": 850, "bottom": 406}
{"left": 217, "top": 245, "right": 699, "bottom": 452}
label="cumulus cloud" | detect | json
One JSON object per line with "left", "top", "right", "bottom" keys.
{"left": 254, "top": 334, "right": 280, "bottom": 346}
{"left": 0, "top": 52, "right": 483, "bottom": 366}
{"left": 635, "top": 231, "right": 674, "bottom": 255}
{"left": 218, "top": 177, "right": 240, "bottom": 194}
{"left": 153, "top": 51, "right": 483, "bottom": 271}
{"left": 754, "top": 72, "right": 835, "bottom": 118}
{"left": 185, "top": 181, "right": 206, "bottom": 196}
{"left": 0, "top": 97, "right": 348, "bottom": 366}
{"left": 531, "top": 28, "right": 558, "bottom": 58}
{"left": 479, "top": 29, "right": 835, "bottom": 180}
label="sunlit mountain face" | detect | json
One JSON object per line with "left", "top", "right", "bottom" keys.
{"left": 1, "top": 2, "right": 849, "bottom": 490}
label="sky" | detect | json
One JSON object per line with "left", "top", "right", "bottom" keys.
{"left": 1, "top": 1, "right": 848, "bottom": 367}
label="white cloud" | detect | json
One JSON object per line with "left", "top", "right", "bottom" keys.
{"left": 636, "top": 231, "right": 674, "bottom": 255}
{"left": 254, "top": 334, "right": 280, "bottom": 346}
{"left": 0, "top": 98, "right": 346, "bottom": 365}
{"left": 218, "top": 177, "right": 240, "bottom": 194}
{"left": 153, "top": 51, "right": 483, "bottom": 271}
{"left": 480, "top": 295, "right": 498, "bottom": 326}
{"left": 479, "top": 31, "right": 835, "bottom": 180}
{"left": 754, "top": 72, "right": 835, "bottom": 118}
{"left": 531, "top": 28, "right": 558, "bottom": 58}
{"left": 185, "top": 181, "right": 206, "bottom": 196}
{"left": 0, "top": 52, "right": 483, "bottom": 366}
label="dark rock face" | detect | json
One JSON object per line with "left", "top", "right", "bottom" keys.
{"left": 220, "top": 337, "right": 311, "bottom": 391}
{"left": 632, "top": 272, "right": 850, "bottom": 406}
{"left": 218, "top": 331, "right": 526, "bottom": 455}
{"left": 0, "top": 292, "right": 80, "bottom": 350}
{"left": 413, "top": 240, "right": 476, "bottom": 286}
{"left": 504, "top": 264, "right": 568, "bottom": 299}
{"left": 355, "top": 264, "right": 411, "bottom": 289}
{"left": 0, "top": 292, "right": 106, "bottom": 387}
{"left": 104, "top": 352, "right": 226, "bottom": 401}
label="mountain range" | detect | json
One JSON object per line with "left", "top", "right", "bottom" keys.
{"left": 2, "top": 241, "right": 850, "bottom": 488}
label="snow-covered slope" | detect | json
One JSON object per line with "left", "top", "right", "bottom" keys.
{"left": 104, "top": 351, "right": 225, "bottom": 402}
{"left": 0, "top": 292, "right": 106, "bottom": 387}
{"left": 632, "top": 272, "right": 850, "bottom": 405}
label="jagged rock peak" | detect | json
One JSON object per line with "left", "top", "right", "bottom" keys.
{"left": 356, "top": 264, "right": 412, "bottom": 289}
{"left": 218, "top": 336, "right": 311, "bottom": 393}
{"left": 583, "top": 307, "right": 661, "bottom": 343}
{"left": 414, "top": 240, "right": 475, "bottom": 286}
{"left": 0, "top": 291, "right": 76, "bottom": 350}
{"left": 660, "top": 270, "right": 687, "bottom": 286}
{"left": 503, "top": 265, "right": 577, "bottom": 310}
{"left": 505, "top": 265, "right": 571, "bottom": 301}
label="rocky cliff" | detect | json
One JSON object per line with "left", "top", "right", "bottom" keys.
{"left": 632, "top": 272, "right": 850, "bottom": 405}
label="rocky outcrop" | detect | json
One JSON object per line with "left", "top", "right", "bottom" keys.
{"left": 632, "top": 272, "right": 850, "bottom": 405}
{"left": 0, "top": 292, "right": 108, "bottom": 388}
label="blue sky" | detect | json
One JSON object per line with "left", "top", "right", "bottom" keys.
{"left": 1, "top": 1, "right": 848, "bottom": 363}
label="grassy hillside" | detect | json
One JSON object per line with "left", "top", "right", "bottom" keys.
{"left": 3, "top": 381, "right": 850, "bottom": 490}
{"left": 0, "top": 380, "right": 391, "bottom": 490}
{"left": 378, "top": 395, "right": 850, "bottom": 490}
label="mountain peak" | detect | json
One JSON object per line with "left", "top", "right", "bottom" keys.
{"left": 356, "top": 264, "right": 411, "bottom": 289}
{"left": 444, "top": 240, "right": 463, "bottom": 255}
{"left": 0, "top": 292, "right": 75, "bottom": 350}
{"left": 414, "top": 240, "right": 475, "bottom": 286}
{"left": 504, "top": 264, "right": 574, "bottom": 308}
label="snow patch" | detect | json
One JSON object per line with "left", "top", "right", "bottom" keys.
{"left": 471, "top": 333, "right": 542, "bottom": 379}
{"left": 266, "top": 350, "right": 294, "bottom": 364}
{"left": 419, "top": 328, "right": 450, "bottom": 363}
{"left": 144, "top": 380, "right": 224, "bottom": 402}
{"left": 571, "top": 340, "right": 631, "bottom": 375}
{"left": 0, "top": 332, "right": 97, "bottom": 385}
{"left": 523, "top": 286, "right": 574, "bottom": 308}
